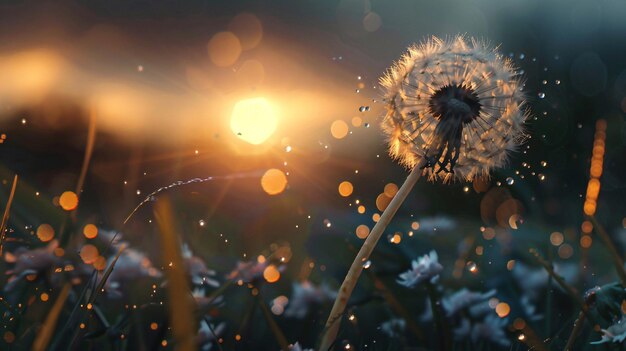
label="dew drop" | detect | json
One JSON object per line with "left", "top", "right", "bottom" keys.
{"left": 506, "top": 177, "right": 515, "bottom": 185}
{"left": 363, "top": 260, "right": 371, "bottom": 269}
{"left": 466, "top": 261, "right": 478, "bottom": 273}
{"left": 199, "top": 220, "right": 206, "bottom": 227}
{"left": 538, "top": 174, "right": 546, "bottom": 181}
{"left": 540, "top": 161, "right": 547, "bottom": 167}
{"left": 538, "top": 92, "right": 545, "bottom": 99}
{"left": 542, "top": 80, "right": 547, "bottom": 85}
{"left": 555, "top": 80, "right": 561, "bottom": 85}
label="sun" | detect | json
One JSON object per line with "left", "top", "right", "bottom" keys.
{"left": 230, "top": 97, "right": 278, "bottom": 145}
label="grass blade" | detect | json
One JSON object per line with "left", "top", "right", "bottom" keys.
{"left": 256, "top": 292, "right": 290, "bottom": 351}
{"left": 89, "top": 244, "right": 126, "bottom": 304}
{"left": 32, "top": 283, "right": 71, "bottom": 351}
{"left": 0, "top": 174, "right": 18, "bottom": 256}
{"left": 154, "top": 197, "right": 197, "bottom": 351}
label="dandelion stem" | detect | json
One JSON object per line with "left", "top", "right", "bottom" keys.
{"left": 320, "top": 159, "right": 425, "bottom": 350}
{"left": 588, "top": 215, "right": 626, "bottom": 287}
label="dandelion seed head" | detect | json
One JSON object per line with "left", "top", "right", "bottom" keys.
{"left": 380, "top": 35, "right": 528, "bottom": 182}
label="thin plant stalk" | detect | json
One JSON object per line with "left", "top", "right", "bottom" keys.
{"left": 0, "top": 174, "right": 18, "bottom": 256}
{"left": 320, "top": 160, "right": 425, "bottom": 350}
{"left": 32, "top": 283, "right": 71, "bottom": 351}
{"left": 530, "top": 249, "right": 594, "bottom": 323}
{"left": 588, "top": 215, "right": 626, "bottom": 287}
{"left": 368, "top": 272, "right": 424, "bottom": 341}
{"left": 75, "top": 109, "right": 97, "bottom": 198}
{"left": 564, "top": 311, "right": 586, "bottom": 351}
{"left": 154, "top": 197, "right": 197, "bottom": 351}
{"left": 426, "top": 282, "right": 451, "bottom": 351}
{"left": 257, "top": 292, "right": 290, "bottom": 351}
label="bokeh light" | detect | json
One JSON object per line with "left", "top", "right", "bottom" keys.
{"left": 83, "top": 224, "right": 98, "bottom": 239}
{"left": 59, "top": 191, "right": 79, "bottom": 211}
{"left": 338, "top": 181, "right": 354, "bottom": 197}
{"left": 228, "top": 13, "right": 263, "bottom": 50}
{"left": 330, "top": 120, "right": 349, "bottom": 139}
{"left": 80, "top": 244, "right": 99, "bottom": 264}
{"left": 355, "top": 224, "right": 370, "bottom": 239}
{"left": 263, "top": 265, "right": 280, "bottom": 283}
{"left": 231, "top": 98, "right": 278, "bottom": 145}
{"left": 36, "top": 224, "right": 55, "bottom": 242}
{"left": 261, "top": 169, "right": 288, "bottom": 195}
{"left": 207, "top": 32, "right": 242, "bottom": 67}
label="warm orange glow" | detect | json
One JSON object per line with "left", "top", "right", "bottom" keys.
{"left": 584, "top": 119, "right": 606, "bottom": 216}
{"left": 207, "top": 32, "right": 242, "bottom": 67}
{"left": 93, "top": 256, "right": 107, "bottom": 271}
{"left": 83, "top": 224, "right": 99, "bottom": 239}
{"left": 383, "top": 183, "right": 399, "bottom": 198}
{"left": 263, "top": 265, "right": 280, "bottom": 283}
{"left": 357, "top": 205, "right": 365, "bottom": 214}
{"left": 36, "top": 224, "right": 55, "bottom": 242}
{"left": 580, "top": 235, "right": 592, "bottom": 248}
{"left": 338, "top": 181, "right": 354, "bottom": 197}
{"left": 40, "top": 293, "right": 49, "bottom": 302}
{"left": 496, "top": 302, "right": 511, "bottom": 317}
{"left": 355, "top": 224, "right": 370, "bottom": 239}
{"left": 330, "top": 120, "right": 349, "bottom": 139}
{"left": 59, "top": 191, "right": 79, "bottom": 211}
{"left": 228, "top": 13, "right": 263, "bottom": 50}
{"left": 390, "top": 233, "right": 402, "bottom": 244}
{"left": 261, "top": 168, "right": 288, "bottom": 195}
{"left": 581, "top": 220, "right": 593, "bottom": 233}
{"left": 549, "top": 232, "right": 564, "bottom": 246}
{"left": 231, "top": 98, "right": 278, "bottom": 145}
{"left": 80, "top": 244, "right": 99, "bottom": 264}
{"left": 376, "top": 193, "right": 392, "bottom": 211}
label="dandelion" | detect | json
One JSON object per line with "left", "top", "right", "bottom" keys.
{"left": 380, "top": 35, "right": 527, "bottom": 182}
{"left": 397, "top": 250, "right": 443, "bottom": 287}
{"left": 321, "top": 36, "right": 527, "bottom": 349}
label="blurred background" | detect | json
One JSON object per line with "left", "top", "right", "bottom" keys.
{"left": 0, "top": 0, "right": 625, "bottom": 350}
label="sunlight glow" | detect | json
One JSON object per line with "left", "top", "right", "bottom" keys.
{"left": 230, "top": 98, "right": 278, "bottom": 145}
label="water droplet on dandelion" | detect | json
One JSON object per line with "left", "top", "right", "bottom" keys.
{"left": 506, "top": 177, "right": 515, "bottom": 185}
{"left": 538, "top": 92, "right": 545, "bottom": 99}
